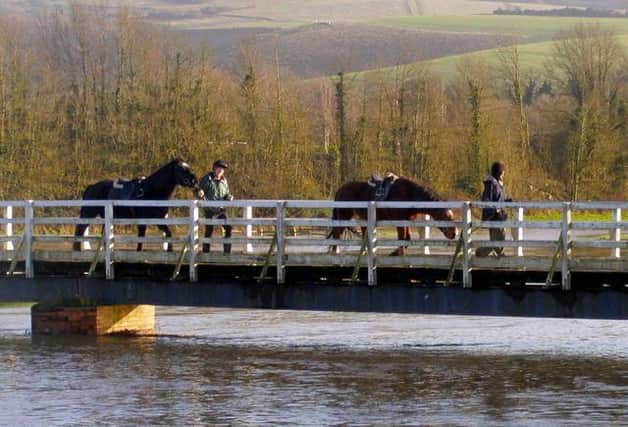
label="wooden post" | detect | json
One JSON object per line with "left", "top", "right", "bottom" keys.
{"left": 561, "top": 203, "right": 571, "bottom": 290}
{"left": 82, "top": 226, "right": 92, "bottom": 251}
{"left": 514, "top": 207, "right": 523, "bottom": 257}
{"left": 611, "top": 208, "right": 621, "bottom": 258}
{"left": 189, "top": 200, "right": 199, "bottom": 282}
{"left": 367, "top": 201, "right": 377, "bottom": 286}
{"left": 4, "top": 206, "right": 14, "bottom": 251}
{"left": 244, "top": 205, "right": 253, "bottom": 253}
{"left": 163, "top": 213, "right": 169, "bottom": 251}
{"left": 104, "top": 202, "right": 114, "bottom": 280}
{"left": 275, "top": 201, "right": 286, "bottom": 284}
{"left": 423, "top": 214, "right": 430, "bottom": 255}
{"left": 24, "top": 201, "right": 33, "bottom": 278}
{"left": 461, "top": 202, "right": 472, "bottom": 288}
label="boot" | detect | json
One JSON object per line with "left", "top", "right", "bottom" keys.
{"left": 223, "top": 244, "right": 231, "bottom": 254}
{"left": 202, "top": 243, "right": 210, "bottom": 253}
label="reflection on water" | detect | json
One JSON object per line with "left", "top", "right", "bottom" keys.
{"left": 1, "top": 307, "right": 627, "bottom": 425}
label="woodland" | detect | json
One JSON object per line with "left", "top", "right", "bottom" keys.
{"left": 0, "top": 4, "right": 626, "bottom": 202}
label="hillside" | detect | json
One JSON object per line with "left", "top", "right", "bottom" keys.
{"left": 2, "top": 0, "right": 561, "bottom": 29}
{"left": 187, "top": 14, "right": 628, "bottom": 77}
{"left": 5, "top": 1, "right": 626, "bottom": 79}
{"left": 188, "top": 23, "right": 522, "bottom": 77}
{"left": 482, "top": 0, "right": 628, "bottom": 9}
{"left": 351, "top": 34, "right": 628, "bottom": 81}
{"left": 371, "top": 15, "right": 628, "bottom": 42}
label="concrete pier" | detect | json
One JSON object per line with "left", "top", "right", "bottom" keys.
{"left": 31, "top": 304, "right": 155, "bottom": 335}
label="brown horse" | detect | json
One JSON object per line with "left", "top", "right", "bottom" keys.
{"left": 329, "top": 177, "right": 457, "bottom": 255}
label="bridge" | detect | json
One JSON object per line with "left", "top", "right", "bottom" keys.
{"left": 0, "top": 199, "right": 626, "bottom": 329}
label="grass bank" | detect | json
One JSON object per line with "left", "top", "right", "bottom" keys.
{"left": 370, "top": 15, "right": 628, "bottom": 42}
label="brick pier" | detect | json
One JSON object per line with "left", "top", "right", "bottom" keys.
{"left": 31, "top": 304, "right": 155, "bottom": 335}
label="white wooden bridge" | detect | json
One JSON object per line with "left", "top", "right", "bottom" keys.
{"left": 0, "top": 199, "right": 626, "bottom": 289}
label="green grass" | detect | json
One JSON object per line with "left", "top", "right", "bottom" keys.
{"left": 0, "top": 303, "right": 33, "bottom": 308}
{"left": 527, "top": 211, "right": 628, "bottom": 221}
{"left": 420, "top": 40, "right": 554, "bottom": 78}
{"left": 370, "top": 15, "right": 628, "bottom": 42}
{"left": 349, "top": 34, "right": 628, "bottom": 81}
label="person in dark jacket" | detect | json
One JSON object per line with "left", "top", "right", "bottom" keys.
{"left": 476, "top": 161, "right": 511, "bottom": 257}
{"left": 195, "top": 159, "right": 234, "bottom": 253}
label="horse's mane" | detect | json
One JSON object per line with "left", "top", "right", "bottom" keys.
{"left": 397, "top": 177, "right": 445, "bottom": 202}
{"left": 169, "top": 157, "right": 191, "bottom": 170}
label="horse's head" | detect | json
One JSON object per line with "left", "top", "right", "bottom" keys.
{"left": 436, "top": 208, "right": 457, "bottom": 240}
{"left": 172, "top": 159, "right": 198, "bottom": 189}
{"left": 406, "top": 180, "right": 457, "bottom": 240}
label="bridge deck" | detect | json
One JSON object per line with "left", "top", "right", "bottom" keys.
{"left": 0, "top": 199, "right": 626, "bottom": 290}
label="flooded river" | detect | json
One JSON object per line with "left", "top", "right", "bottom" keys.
{"left": 1, "top": 307, "right": 627, "bottom": 425}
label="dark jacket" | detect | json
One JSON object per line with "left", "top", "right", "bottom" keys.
{"left": 481, "top": 175, "right": 509, "bottom": 221}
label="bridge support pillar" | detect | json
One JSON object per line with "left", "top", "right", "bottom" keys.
{"left": 31, "top": 304, "right": 155, "bottom": 336}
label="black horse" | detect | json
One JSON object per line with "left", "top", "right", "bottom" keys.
{"left": 73, "top": 159, "right": 198, "bottom": 251}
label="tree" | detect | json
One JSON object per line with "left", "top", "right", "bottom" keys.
{"left": 546, "top": 23, "right": 627, "bottom": 200}
{"left": 497, "top": 45, "right": 530, "bottom": 168}
{"left": 457, "top": 59, "right": 492, "bottom": 193}
{"left": 335, "top": 72, "right": 351, "bottom": 183}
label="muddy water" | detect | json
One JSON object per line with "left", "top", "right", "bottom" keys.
{"left": 1, "top": 307, "right": 626, "bottom": 425}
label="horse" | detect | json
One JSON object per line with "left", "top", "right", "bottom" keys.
{"left": 73, "top": 158, "right": 198, "bottom": 252}
{"left": 328, "top": 177, "right": 457, "bottom": 255}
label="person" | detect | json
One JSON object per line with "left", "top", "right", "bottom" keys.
{"left": 476, "top": 161, "right": 511, "bottom": 257}
{"left": 195, "top": 159, "right": 234, "bottom": 253}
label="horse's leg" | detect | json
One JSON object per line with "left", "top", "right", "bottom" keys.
{"left": 73, "top": 223, "right": 88, "bottom": 251}
{"left": 404, "top": 226, "right": 411, "bottom": 253}
{"left": 158, "top": 224, "right": 173, "bottom": 252}
{"left": 137, "top": 224, "right": 147, "bottom": 251}
{"left": 328, "top": 207, "right": 348, "bottom": 254}
{"left": 73, "top": 206, "right": 97, "bottom": 251}
{"left": 327, "top": 226, "right": 344, "bottom": 254}
{"left": 391, "top": 226, "right": 409, "bottom": 256}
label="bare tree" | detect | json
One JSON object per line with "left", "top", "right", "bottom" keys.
{"left": 546, "top": 23, "right": 626, "bottom": 200}
{"left": 497, "top": 45, "right": 530, "bottom": 167}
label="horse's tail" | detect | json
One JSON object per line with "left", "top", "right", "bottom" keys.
{"left": 327, "top": 206, "right": 361, "bottom": 239}
{"left": 81, "top": 183, "right": 96, "bottom": 200}
{"left": 326, "top": 209, "right": 337, "bottom": 239}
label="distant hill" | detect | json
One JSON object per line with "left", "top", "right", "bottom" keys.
{"left": 482, "top": 0, "right": 628, "bottom": 10}
{"left": 494, "top": 7, "right": 627, "bottom": 18}
{"left": 5, "top": 1, "right": 627, "bottom": 79}
{"left": 350, "top": 34, "right": 628, "bottom": 81}
{"left": 183, "top": 14, "right": 628, "bottom": 77}
{"left": 2, "top": 0, "right": 560, "bottom": 29}
{"left": 371, "top": 15, "right": 628, "bottom": 43}
{"left": 187, "top": 23, "right": 521, "bottom": 77}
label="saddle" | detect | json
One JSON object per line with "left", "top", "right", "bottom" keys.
{"left": 108, "top": 177, "right": 145, "bottom": 200}
{"left": 367, "top": 172, "right": 398, "bottom": 201}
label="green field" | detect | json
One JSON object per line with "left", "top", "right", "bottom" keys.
{"left": 352, "top": 34, "right": 628, "bottom": 81}
{"left": 0, "top": 303, "right": 33, "bottom": 308}
{"left": 370, "top": 15, "right": 628, "bottom": 42}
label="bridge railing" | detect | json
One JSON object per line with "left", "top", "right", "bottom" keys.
{"left": 0, "top": 199, "right": 625, "bottom": 288}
